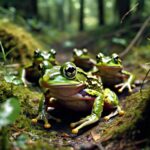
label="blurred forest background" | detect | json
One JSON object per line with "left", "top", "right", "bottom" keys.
{"left": 0, "top": 1, "right": 150, "bottom": 150}
{"left": 0, "top": 0, "right": 150, "bottom": 62}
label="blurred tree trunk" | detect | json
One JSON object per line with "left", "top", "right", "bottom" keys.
{"left": 0, "top": 0, "right": 38, "bottom": 18}
{"left": 79, "top": 0, "right": 85, "bottom": 31}
{"left": 97, "top": 0, "right": 104, "bottom": 25}
{"left": 56, "top": 0, "right": 65, "bottom": 30}
{"left": 30, "top": 0, "right": 37, "bottom": 17}
{"left": 68, "top": 0, "right": 73, "bottom": 24}
{"left": 116, "top": 0, "right": 131, "bottom": 23}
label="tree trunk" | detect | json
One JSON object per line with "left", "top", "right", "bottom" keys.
{"left": 0, "top": 0, "right": 38, "bottom": 18}
{"left": 79, "top": 0, "right": 85, "bottom": 31}
{"left": 97, "top": 0, "right": 104, "bottom": 25}
{"left": 56, "top": 0, "right": 65, "bottom": 30}
{"left": 68, "top": 0, "right": 73, "bottom": 24}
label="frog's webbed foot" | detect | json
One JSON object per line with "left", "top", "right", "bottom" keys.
{"left": 70, "top": 114, "right": 99, "bottom": 134}
{"left": 104, "top": 106, "right": 125, "bottom": 121}
{"left": 32, "top": 109, "right": 51, "bottom": 128}
{"left": 115, "top": 82, "right": 135, "bottom": 93}
{"left": 32, "top": 109, "right": 61, "bottom": 129}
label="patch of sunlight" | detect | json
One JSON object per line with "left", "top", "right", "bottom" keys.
{"left": 84, "top": 17, "right": 98, "bottom": 28}
{"left": 85, "top": 8, "right": 90, "bottom": 14}
{"left": 74, "top": 2, "right": 80, "bottom": 9}
{"left": 106, "top": 1, "right": 113, "bottom": 8}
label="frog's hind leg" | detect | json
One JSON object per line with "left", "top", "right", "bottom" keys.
{"left": 71, "top": 93, "right": 104, "bottom": 134}
{"left": 70, "top": 117, "right": 88, "bottom": 128}
{"left": 104, "top": 106, "right": 124, "bottom": 121}
{"left": 71, "top": 115, "right": 99, "bottom": 134}
{"left": 103, "top": 88, "right": 125, "bottom": 121}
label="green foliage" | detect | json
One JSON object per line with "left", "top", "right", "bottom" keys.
{"left": 4, "top": 74, "right": 23, "bottom": 85}
{"left": 0, "top": 97, "right": 20, "bottom": 127}
{"left": 15, "top": 134, "right": 30, "bottom": 149}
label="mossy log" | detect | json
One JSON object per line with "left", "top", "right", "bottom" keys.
{"left": 0, "top": 77, "right": 150, "bottom": 149}
{"left": 0, "top": 20, "right": 44, "bottom": 65}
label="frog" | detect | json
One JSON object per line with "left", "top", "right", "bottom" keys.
{"left": 94, "top": 52, "right": 135, "bottom": 93}
{"left": 22, "top": 49, "right": 57, "bottom": 86}
{"left": 72, "top": 48, "right": 95, "bottom": 72}
{"left": 32, "top": 62, "right": 124, "bottom": 134}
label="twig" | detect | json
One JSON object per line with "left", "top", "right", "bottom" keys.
{"left": 121, "top": 3, "right": 139, "bottom": 24}
{"left": 120, "top": 16, "right": 150, "bottom": 58}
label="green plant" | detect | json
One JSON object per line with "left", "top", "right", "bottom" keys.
{"left": 0, "top": 41, "right": 15, "bottom": 63}
{"left": 0, "top": 97, "right": 20, "bottom": 150}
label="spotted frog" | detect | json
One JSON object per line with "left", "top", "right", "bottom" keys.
{"left": 32, "top": 62, "right": 124, "bottom": 134}
{"left": 72, "top": 48, "right": 95, "bottom": 72}
{"left": 94, "top": 53, "right": 135, "bottom": 92}
{"left": 22, "top": 49, "right": 57, "bottom": 86}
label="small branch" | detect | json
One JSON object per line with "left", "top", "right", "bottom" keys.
{"left": 121, "top": 3, "right": 139, "bottom": 24}
{"left": 120, "top": 16, "right": 150, "bottom": 58}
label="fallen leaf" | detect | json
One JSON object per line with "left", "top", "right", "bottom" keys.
{"left": 91, "top": 130, "right": 101, "bottom": 142}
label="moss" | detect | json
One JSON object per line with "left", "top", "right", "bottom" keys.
{"left": 0, "top": 19, "right": 45, "bottom": 65}
{"left": 96, "top": 88, "right": 150, "bottom": 142}
{"left": 0, "top": 74, "right": 150, "bottom": 149}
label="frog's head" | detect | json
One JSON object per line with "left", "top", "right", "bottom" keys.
{"left": 73, "top": 48, "right": 89, "bottom": 59}
{"left": 33, "top": 49, "right": 56, "bottom": 64}
{"left": 96, "top": 53, "right": 123, "bottom": 70}
{"left": 40, "top": 62, "right": 86, "bottom": 97}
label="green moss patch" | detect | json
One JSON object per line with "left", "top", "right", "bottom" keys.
{"left": 0, "top": 20, "right": 44, "bottom": 65}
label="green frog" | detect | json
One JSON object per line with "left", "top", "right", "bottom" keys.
{"left": 32, "top": 62, "right": 124, "bottom": 134}
{"left": 94, "top": 53, "right": 135, "bottom": 92}
{"left": 72, "top": 48, "right": 95, "bottom": 72}
{"left": 22, "top": 49, "right": 57, "bottom": 86}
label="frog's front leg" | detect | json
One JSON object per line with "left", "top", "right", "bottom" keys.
{"left": 32, "top": 94, "right": 61, "bottom": 128}
{"left": 21, "top": 68, "right": 28, "bottom": 87}
{"left": 70, "top": 90, "right": 104, "bottom": 134}
{"left": 115, "top": 70, "right": 135, "bottom": 92}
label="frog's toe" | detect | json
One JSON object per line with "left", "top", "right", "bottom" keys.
{"left": 119, "top": 110, "right": 125, "bottom": 116}
{"left": 32, "top": 118, "right": 38, "bottom": 124}
{"left": 115, "top": 83, "right": 123, "bottom": 88}
{"left": 44, "top": 123, "right": 51, "bottom": 129}
{"left": 118, "top": 88, "right": 123, "bottom": 93}
{"left": 104, "top": 116, "right": 110, "bottom": 121}
{"left": 72, "top": 128, "right": 79, "bottom": 134}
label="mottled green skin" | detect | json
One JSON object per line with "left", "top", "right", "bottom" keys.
{"left": 72, "top": 48, "right": 95, "bottom": 72}
{"left": 94, "top": 53, "right": 135, "bottom": 92}
{"left": 22, "top": 49, "right": 57, "bottom": 86}
{"left": 32, "top": 62, "right": 123, "bottom": 134}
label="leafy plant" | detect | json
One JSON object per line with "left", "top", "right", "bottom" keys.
{"left": 0, "top": 41, "right": 15, "bottom": 63}
{"left": 0, "top": 97, "right": 20, "bottom": 127}
{"left": 0, "top": 97, "right": 20, "bottom": 150}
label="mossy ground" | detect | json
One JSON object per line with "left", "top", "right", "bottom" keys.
{"left": 0, "top": 73, "right": 149, "bottom": 150}
{"left": 0, "top": 21, "right": 149, "bottom": 150}
{"left": 0, "top": 19, "right": 45, "bottom": 65}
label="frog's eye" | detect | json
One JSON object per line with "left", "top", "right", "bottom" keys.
{"left": 61, "top": 62, "right": 77, "bottom": 79}
{"left": 112, "top": 53, "right": 120, "bottom": 63}
{"left": 34, "top": 49, "right": 41, "bottom": 58}
{"left": 73, "top": 48, "right": 78, "bottom": 55}
{"left": 50, "top": 49, "right": 56, "bottom": 56}
{"left": 83, "top": 48, "right": 88, "bottom": 54}
{"left": 96, "top": 53, "right": 104, "bottom": 62}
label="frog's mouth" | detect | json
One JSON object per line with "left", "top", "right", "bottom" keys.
{"left": 96, "top": 65, "right": 122, "bottom": 71}
{"left": 50, "top": 85, "right": 95, "bottom": 101}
